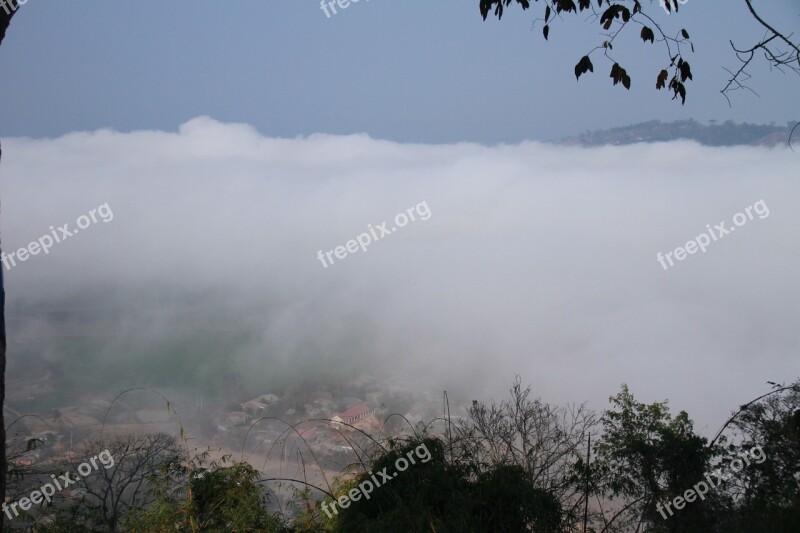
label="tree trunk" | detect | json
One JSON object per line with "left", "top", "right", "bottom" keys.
{"left": 0, "top": 3, "right": 18, "bottom": 529}
{"left": 0, "top": 136, "right": 7, "bottom": 533}
{"left": 0, "top": 217, "right": 5, "bottom": 531}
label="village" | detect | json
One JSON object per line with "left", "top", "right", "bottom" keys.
{"left": 4, "top": 370, "right": 443, "bottom": 486}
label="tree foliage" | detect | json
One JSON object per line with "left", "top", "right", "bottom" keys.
{"left": 587, "top": 385, "right": 716, "bottom": 531}
{"left": 320, "top": 436, "right": 562, "bottom": 533}
{"left": 123, "top": 449, "right": 287, "bottom": 533}
{"left": 715, "top": 382, "right": 800, "bottom": 531}
{"left": 479, "top": 0, "right": 800, "bottom": 105}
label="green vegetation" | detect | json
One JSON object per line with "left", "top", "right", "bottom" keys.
{"left": 124, "top": 457, "right": 288, "bottom": 533}
{"left": 318, "top": 438, "right": 562, "bottom": 533}
{"left": 8, "top": 378, "right": 797, "bottom": 532}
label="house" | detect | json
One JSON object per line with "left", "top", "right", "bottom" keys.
{"left": 240, "top": 394, "right": 280, "bottom": 415}
{"left": 241, "top": 400, "right": 268, "bottom": 415}
{"left": 15, "top": 450, "right": 40, "bottom": 467}
{"left": 227, "top": 412, "right": 249, "bottom": 426}
{"left": 332, "top": 403, "right": 377, "bottom": 427}
{"left": 259, "top": 394, "right": 279, "bottom": 404}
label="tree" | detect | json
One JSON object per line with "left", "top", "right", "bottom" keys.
{"left": 318, "top": 436, "right": 562, "bottom": 533}
{"left": 123, "top": 450, "right": 287, "bottom": 533}
{"left": 588, "top": 385, "right": 715, "bottom": 532}
{"left": 715, "top": 380, "right": 800, "bottom": 532}
{"left": 479, "top": 0, "right": 800, "bottom": 106}
{"left": 456, "top": 376, "right": 595, "bottom": 530}
{"left": 55, "top": 433, "right": 183, "bottom": 531}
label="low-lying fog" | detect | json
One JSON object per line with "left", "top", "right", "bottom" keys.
{"left": 2, "top": 116, "right": 798, "bottom": 434}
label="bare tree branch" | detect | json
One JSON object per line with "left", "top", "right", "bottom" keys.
{"left": 722, "top": 0, "right": 800, "bottom": 104}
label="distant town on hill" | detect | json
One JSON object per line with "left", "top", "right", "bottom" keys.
{"left": 561, "top": 119, "right": 797, "bottom": 147}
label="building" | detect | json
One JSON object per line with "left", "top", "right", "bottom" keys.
{"left": 332, "top": 403, "right": 377, "bottom": 427}
{"left": 227, "top": 412, "right": 249, "bottom": 426}
{"left": 241, "top": 400, "right": 268, "bottom": 415}
{"left": 240, "top": 393, "right": 279, "bottom": 415}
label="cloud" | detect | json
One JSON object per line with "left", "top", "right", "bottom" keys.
{"left": 1, "top": 117, "right": 798, "bottom": 432}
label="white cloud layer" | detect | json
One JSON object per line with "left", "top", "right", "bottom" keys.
{"left": 2, "top": 116, "right": 798, "bottom": 433}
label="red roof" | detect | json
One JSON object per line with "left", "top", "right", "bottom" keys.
{"left": 339, "top": 404, "right": 369, "bottom": 420}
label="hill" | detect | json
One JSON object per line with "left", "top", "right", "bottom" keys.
{"left": 561, "top": 119, "right": 796, "bottom": 147}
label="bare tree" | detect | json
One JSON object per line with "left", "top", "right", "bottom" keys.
{"left": 455, "top": 376, "right": 597, "bottom": 530}
{"left": 56, "top": 433, "right": 182, "bottom": 532}
{"left": 722, "top": 0, "right": 800, "bottom": 106}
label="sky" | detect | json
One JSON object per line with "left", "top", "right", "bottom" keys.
{"left": 0, "top": 0, "right": 798, "bottom": 143}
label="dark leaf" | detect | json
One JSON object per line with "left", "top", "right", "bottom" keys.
{"left": 543, "top": 24, "right": 549, "bottom": 40}
{"left": 600, "top": 5, "right": 620, "bottom": 28}
{"left": 610, "top": 63, "right": 630, "bottom": 90}
{"left": 670, "top": 80, "right": 687, "bottom": 104}
{"left": 545, "top": 5, "right": 551, "bottom": 22}
{"left": 575, "top": 55, "right": 594, "bottom": 80}
{"left": 679, "top": 60, "right": 692, "bottom": 81}
{"left": 681, "top": 29, "right": 690, "bottom": 39}
{"left": 656, "top": 69, "right": 669, "bottom": 90}
{"left": 640, "top": 27, "right": 655, "bottom": 44}
{"left": 480, "top": 0, "right": 491, "bottom": 20}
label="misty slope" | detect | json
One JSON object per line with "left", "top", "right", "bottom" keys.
{"left": 561, "top": 119, "right": 795, "bottom": 147}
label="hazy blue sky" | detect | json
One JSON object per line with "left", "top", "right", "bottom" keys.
{"left": 0, "top": 0, "right": 798, "bottom": 143}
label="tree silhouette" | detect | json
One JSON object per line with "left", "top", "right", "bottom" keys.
{"left": 0, "top": 3, "right": 20, "bottom": 528}
{"left": 479, "top": 0, "right": 800, "bottom": 105}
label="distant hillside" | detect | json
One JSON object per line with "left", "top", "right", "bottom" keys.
{"left": 561, "top": 119, "right": 797, "bottom": 147}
